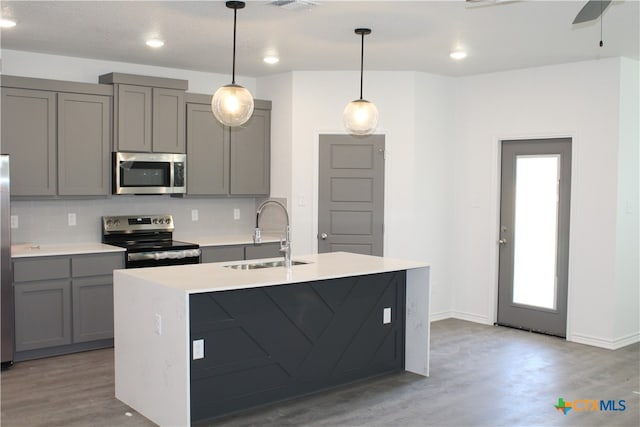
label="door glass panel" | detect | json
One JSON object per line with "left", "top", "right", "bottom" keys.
{"left": 512, "top": 155, "right": 560, "bottom": 309}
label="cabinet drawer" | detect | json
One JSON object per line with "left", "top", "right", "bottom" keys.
{"left": 200, "top": 246, "right": 244, "bottom": 263}
{"left": 72, "top": 253, "right": 125, "bottom": 277}
{"left": 13, "top": 257, "right": 70, "bottom": 282}
{"left": 244, "top": 243, "right": 281, "bottom": 260}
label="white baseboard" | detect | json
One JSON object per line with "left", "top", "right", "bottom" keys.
{"left": 429, "top": 311, "right": 453, "bottom": 322}
{"left": 429, "top": 310, "right": 493, "bottom": 325}
{"left": 569, "top": 331, "right": 640, "bottom": 350}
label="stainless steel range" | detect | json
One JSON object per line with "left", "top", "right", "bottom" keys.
{"left": 102, "top": 214, "right": 200, "bottom": 268}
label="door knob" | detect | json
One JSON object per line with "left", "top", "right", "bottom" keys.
{"left": 320, "top": 233, "right": 328, "bottom": 240}
{"left": 498, "top": 238, "right": 508, "bottom": 245}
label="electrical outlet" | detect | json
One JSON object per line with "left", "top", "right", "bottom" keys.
{"left": 154, "top": 314, "right": 162, "bottom": 335}
{"left": 383, "top": 307, "right": 392, "bottom": 324}
{"left": 193, "top": 339, "right": 204, "bottom": 360}
{"left": 10, "top": 215, "right": 18, "bottom": 229}
{"left": 68, "top": 213, "right": 77, "bottom": 226}
{"left": 233, "top": 208, "right": 240, "bottom": 220}
{"left": 191, "top": 209, "right": 199, "bottom": 221}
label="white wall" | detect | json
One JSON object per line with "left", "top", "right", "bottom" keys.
{"left": 451, "top": 58, "right": 638, "bottom": 348}
{"left": 0, "top": 49, "right": 256, "bottom": 94}
{"left": 614, "top": 58, "right": 640, "bottom": 346}
{"left": 257, "top": 70, "right": 454, "bottom": 321}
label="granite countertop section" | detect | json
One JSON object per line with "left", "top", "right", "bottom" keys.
{"left": 175, "top": 233, "right": 281, "bottom": 247}
{"left": 12, "top": 242, "right": 126, "bottom": 258}
{"left": 114, "top": 251, "right": 428, "bottom": 294}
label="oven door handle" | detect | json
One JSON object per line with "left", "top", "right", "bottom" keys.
{"left": 128, "top": 248, "right": 201, "bottom": 262}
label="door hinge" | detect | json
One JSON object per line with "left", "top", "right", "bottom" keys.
{"left": 378, "top": 148, "right": 386, "bottom": 160}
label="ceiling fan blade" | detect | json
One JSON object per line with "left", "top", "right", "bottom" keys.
{"left": 572, "top": 0, "right": 612, "bottom": 24}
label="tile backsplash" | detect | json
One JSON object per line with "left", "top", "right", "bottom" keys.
{"left": 10, "top": 196, "right": 258, "bottom": 245}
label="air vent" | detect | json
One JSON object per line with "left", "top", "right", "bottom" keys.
{"left": 270, "top": 0, "right": 318, "bottom": 11}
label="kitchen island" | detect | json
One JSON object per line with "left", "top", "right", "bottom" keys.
{"left": 114, "top": 252, "right": 430, "bottom": 426}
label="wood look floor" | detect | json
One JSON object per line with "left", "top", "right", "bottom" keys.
{"left": 1, "top": 319, "right": 638, "bottom": 427}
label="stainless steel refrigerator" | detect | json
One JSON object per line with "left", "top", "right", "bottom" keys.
{"left": 1, "top": 154, "right": 14, "bottom": 368}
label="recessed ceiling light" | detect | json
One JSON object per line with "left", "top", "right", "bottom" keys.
{"left": 263, "top": 55, "right": 280, "bottom": 65}
{"left": 450, "top": 50, "right": 468, "bottom": 60}
{"left": 146, "top": 39, "right": 164, "bottom": 48}
{"left": 0, "top": 19, "right": 17, "bottom": 28}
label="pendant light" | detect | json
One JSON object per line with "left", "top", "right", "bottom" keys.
{"left": 343, "top": 28, "right": 378, "bottom": 136}
{"left": 211, "top": 1, "right": 254, "bottom": 127}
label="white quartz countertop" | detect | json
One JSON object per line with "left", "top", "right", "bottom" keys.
{"left": 10, "top": 234, "right": 280, "bottom": 258}
{"left": 12, "top": 242, "right": 125, "bottom": 258}
{"left": 114, "top": 251, "right": 428, "bottom": 294}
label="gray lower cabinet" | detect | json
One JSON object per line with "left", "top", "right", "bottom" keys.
{"left": 1, "top": 76, "right": 113, "bottom": 198}
{"left": 200, "top": 246, "right": 244, "bottom": 263}
{"left": 244, "top": 242, "right": 281, "bottom": 260}
{"left": 14, "top": 279, "right": 72, "bottom": 352}
{"left": 200, "top": 243, "right": 281, "bottom": 264}
{"left": 185, "top": 95, "right": 271, "bottom": 196}
{"left": 13, "top": 252, "right": 124, "bottom": 359}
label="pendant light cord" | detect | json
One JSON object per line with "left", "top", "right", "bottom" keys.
{"left": 359, "top": 31, "right": 365, "bottom": 100}
{"left": 232, "top": 6, "right": 237, "bottom": 84}
{"left": 599, "top": 0, "right": 604, "bottom": 47}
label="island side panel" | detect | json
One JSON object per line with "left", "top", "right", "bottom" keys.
{"left": 114, "top": 270, "right": 190, "bottom": 427}
{"left": 189, "top": 271, "right": 406, "bottom": 423}
{"left": 405, "top": 266, "right": 430, "bottom": 376}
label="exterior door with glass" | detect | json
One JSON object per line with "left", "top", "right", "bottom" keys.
{"left": 497, "top": 138, "right": 571, "bottom": 337}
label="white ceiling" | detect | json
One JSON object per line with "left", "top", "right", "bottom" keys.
{"left": 1, "top": 0, "right": 638, "bottom": 78}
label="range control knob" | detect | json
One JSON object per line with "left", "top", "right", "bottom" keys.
{"left": 152, "top": 218, "right": 159, "bottom": 224}
{"left": 114, "top": 219, "right": 120, "bottom": 226}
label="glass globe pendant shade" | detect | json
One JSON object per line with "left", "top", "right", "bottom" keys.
{"left": 211, "top": 84, "right": 254, "bottom": 127}
{"left": 343, "top": 99, "right": 379, "bottom": 135}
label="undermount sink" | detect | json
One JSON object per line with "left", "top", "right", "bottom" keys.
{"left": 223, "top": 260, "right": 309, "bottom": 270}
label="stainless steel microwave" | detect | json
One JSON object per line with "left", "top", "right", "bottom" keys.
{"left": 113, "top": 152, "right": 186, "bottom": 195}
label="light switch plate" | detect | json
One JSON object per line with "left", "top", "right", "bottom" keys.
{"left": 10, "top": 215, "right": 18, "bottom": 229}
{"left": 233, "top": 208, "right": 240, "bottom": 220}
{"left": 193, "top": 339, "right": 204, "bottom": 360}
{"left": 191, "top": 209, "right": 199, "bottom": 221}
{"left": 383, "top": 307, "right": 392, "bottom": 324}
{"left": 68, "top": 213, "right": 77, "bottom": 226}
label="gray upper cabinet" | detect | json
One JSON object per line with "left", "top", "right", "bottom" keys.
{"left": 230, "top": 107, "right": 271, "bottom": 195}
{"left": 1, "top": 87, "right": 57, "bottom": 196}
{"left": 186, "top": 102, "right": 228, "bottom": 195}
{"left": 185, "top": 94, "right": 271, "bottom": 196}
{"left": 58, "top": 93, "right": 111, "bottom": 196}
{"left": 114, "top": 84, "right": 152, "bottom": 152}
{"left": 1, "top": 77, "right": 113, "bottom": 198}
{"left": 100, "top": 73, "right": 187, "bottom": 153}
{"left": 153, "top": 88, "right": 186, "bottom": 153}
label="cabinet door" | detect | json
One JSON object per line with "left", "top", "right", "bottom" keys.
{"left": 72, "top": 277, "right": 114, "bottom": 342}
{"left": 244, "top": 242, "right": 281, "bottom": 260}
{"left": 200, "top": 246, "right": 244, "bottom": 263}
{"left": 14, "top": 280, "right": 72, "bottom": 351}
{"left": 153, "top": 88, "right": 185, "bottom": 153}
{"left": 1, "top": 88, "right": 57, "bottom": 196}
{"left": 230, "top": 108, "right": 270, "bottom": 195}
{"left": 115, "top": 84, "right": 152, "bottom": 152}
{"left": 58, "top": 93, "right": 111, "bottom": 196}
{"left": 186, "top": 103, "right": 229, "bottom": 195}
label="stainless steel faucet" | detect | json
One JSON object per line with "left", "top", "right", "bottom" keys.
{"left": 253, "top": 199, "right": 291, "bottom": 269}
